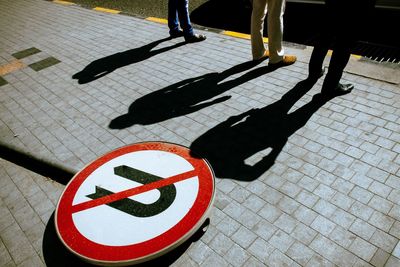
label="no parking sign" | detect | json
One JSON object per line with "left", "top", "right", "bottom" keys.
{"left": 55, "top": 142, "right": 215, "bottom": 266}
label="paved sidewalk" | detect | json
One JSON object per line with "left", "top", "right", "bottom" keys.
{"left": 1, "top": 0, "right": 400, "bottom": 266}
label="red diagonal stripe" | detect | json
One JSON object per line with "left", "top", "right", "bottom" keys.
{"left": 71, "top": 169, "right": 197, "bottom": 213}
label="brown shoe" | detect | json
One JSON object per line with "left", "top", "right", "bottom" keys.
{"left": 269, "top": 55, "right": 297, "bottom": 68}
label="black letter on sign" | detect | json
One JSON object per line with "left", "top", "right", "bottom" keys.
{"left": 86, "top": 165, "right": 177, "bottom": 217}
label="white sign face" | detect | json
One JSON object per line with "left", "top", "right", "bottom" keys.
{"left": 72, "top": 150, "right": 199, "bottom": 246}
{"left": 55, "top": 142, "right": 215, "bottom": 266}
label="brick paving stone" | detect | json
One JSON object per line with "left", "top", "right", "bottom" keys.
{"left": 389, "top": 205, "right": 400, "bottom": 221}
{"left": 293, "top": 205, "right": 319, "bottom": 226}
{"left": 200, "top": 251, "right": 230, "bottom": 267}
{"left": 296, "top": 189, "right": 320, "bottom": 208}
{"left": 0, "top": 238, "right": 13, "bottom": 266}
{"left": 385, "top": 256, "right": 400, "bottom": 267}
{"left": 330, "top": 208, "right": 356, "bottom": 229}
{"left": 243, "top": 256, "right": 265, "bottom": 267}
{"left": 390, "top": 221, "right": 400, "bottom": 239}
{"left": 388, "top": 189, "right": 400, "bottom": 204}
{"left": 353, "top": 258, "right": 374, "bottom": 267}
{"left": 329, "top": 225, "right": 357, "bottom": 249}
{"left": 268, "top": 230, "right": 295, "bottom": 253}
{"left": 237, "top": 209, "right": 262, "bottom": 229}
{"left": 208, "top": 232, "right": 234, "bottom": 256}
{"left": 251, "top": 219, "right": 278, "bottom": 242}
{"left": 186, "top": 241, "right": 213, "bottom": 266}
{"left": 370, "top": 248, "right": 391, "bottom": 267}
{"left": 350, "top": 186, "right": 374, "bottom": 204}
{"left": 231, "top": 225, "right": 258, "bottom": 249}
{"left": 369, "top": 181, "right": 393, "bottom": 198}
{"left": 215, "top": 215, "right": 241, "bottom": 237}
{"left": 369, "top": 210, "right": 395, "bottom": 232}
{"left": 305, "top": 254, "right": 335, "bottom": 267}
{"left": 349, "top": 237, "right": 378, "bottom": 262}
{"left": 1, "top": 223, "right": 38, "bottom": 265}
{"left": 248, "top": 237, "right": 275, "bottom": 263}
{"left": 368, "top": 195, "right": 394, "bottom": 215}
{"left": 224, "top": 244, "right": 251, "bottom": 267}
{"left": 351, "top": 173, "right": 374, "bottom": 189}
{"left": 273, "top": 213, "right": 298, "bottom": 234}
{"left": 393, "top": 241, "right": 400, "bottom": 259}
{"left": 310, "top": 215, "right": 337, "bottom": 236}
{"left": 286, "top": 241, "right": 315, "bottom": 266}
{"left": 298, "top": 175, "right": 320, "bottom": 192}
{"left": 313, "top": 199, "right": 337, "bottom": 217}
{"left": 369, "top": 229, "right": 398, "bottom": 253}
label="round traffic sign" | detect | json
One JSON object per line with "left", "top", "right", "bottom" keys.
{"left": 55, "top": 142, "right": 215, "bottom": 266}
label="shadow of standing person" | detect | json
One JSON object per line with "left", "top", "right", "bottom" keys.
{"left": 190, "top": 78, "right": 334, "bottom": 181}
{"left": 72, "top": 37, "right": 186, "bottom": 84}
{"left": 109, "top": 60, "right": 276, "bottom": 129}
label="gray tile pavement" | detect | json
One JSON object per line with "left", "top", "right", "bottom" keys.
{"left": 0, "top": 0, "right": 400, "bottom": 266}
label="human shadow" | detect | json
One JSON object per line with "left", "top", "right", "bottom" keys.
{"left": 72, "top": 37, "right": 186, "bottom": 84}
{"left": 109, "top": 60, "right": 276, "bottom": 129}
{"left": 190, "top": 79, "right": 335, "bottom": 181}
{"left": 43, "top": 212, "right": 210, "bottom": 267}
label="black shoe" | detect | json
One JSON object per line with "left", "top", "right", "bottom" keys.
{"left": 170, "top": 30, "right": 184, "bottom": 38}
{"left": 184, "top": 33, "right": 206, "bottom": 43}
{"left": 322, "top": 83, "right": 354, "bottom": 96}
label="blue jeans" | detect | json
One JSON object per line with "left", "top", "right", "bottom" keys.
{"left": 168, "top": 0, "right": 194, "bottom": 37}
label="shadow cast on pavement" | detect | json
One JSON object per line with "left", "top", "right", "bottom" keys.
{"left": 190, "top": 79, "right": 335, "bottom": 181}
{"left": 109, "top": 59, "right": 276, "bottom": 129}
{"left": 72, "top": 37, "right": 186, "bottom": 84}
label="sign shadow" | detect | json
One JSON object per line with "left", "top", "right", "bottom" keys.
{"left": 109, "top": 60, "right": 276, "bottom": 129}
{"left": 190, "top": 79, "right": 335, "bottom": 181}
{"left": 72, "top": 37, "right": 186, "bottom": 84}
{"left": 43, "top": 212, "right": 210, "bottom": 266}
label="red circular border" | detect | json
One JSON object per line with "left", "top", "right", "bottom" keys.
{"left": 55, "top": 142, "right": 214, "bottom": 265}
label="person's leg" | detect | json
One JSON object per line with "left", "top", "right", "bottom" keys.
{"left": 176, "top": 0, "right": 194, "bottom": 37}
{"left": 251, "top": 0, "right": 268, "bottom": 60}
{"left": 168, "top": 0, "right": 181, "bottom": 35}
{"left": 266, "top": 0, "right": 285, "bottom": 63}
{"left": 321, "top": 39, "right": 352, "bottom": 92}
{"left": 308, "top": 33, "right": 330, "bottom": 80}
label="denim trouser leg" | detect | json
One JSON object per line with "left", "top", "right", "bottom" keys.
{"left": 177, "top": 0, "right": 193, "bottom": 36}
{"left": 168, "top": 0, "right": 179, "bottom": 33}
{"left": 168, "top": 0, "right": 193, "bottom": 36}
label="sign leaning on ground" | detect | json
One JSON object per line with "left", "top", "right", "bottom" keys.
{"left": 55, "top": 142, "right": 215, "bottom": 266}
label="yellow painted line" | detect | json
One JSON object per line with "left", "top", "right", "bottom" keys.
{"left": 222, "top": 31, "right": 268, "bottom": 43}
{"left": 93, "top": 7, "right": 121, "bottom": 14}
{"left": 223, "top": 31, "right": 250, "bottom": 40}
{"left": 53, "top": 0, "right": 75, "bottom": 5}
{"left": 352, "top": 54, "right": 362, "bottom": 59}
{"left": 0, "top": 60, "right": 26, "bottom": 76}
{"left": 146, "top": 17, "right": 168, "bottom": 24}
{"left": 327, "top": 50, "right": 362, "bottom": 60}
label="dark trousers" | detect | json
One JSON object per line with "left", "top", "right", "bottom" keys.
{"left": 309, "top": 0, "right": 375, "bottom": 89}
{"left": 309, "top": 32, "right": 353, "bottom": 89}
{"left": 168, "top": 0, "right": 193, "bottom": 37}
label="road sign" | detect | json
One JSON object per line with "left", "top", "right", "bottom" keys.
{"left": 55, "top": 142, "right": 215, "bottom": 266}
